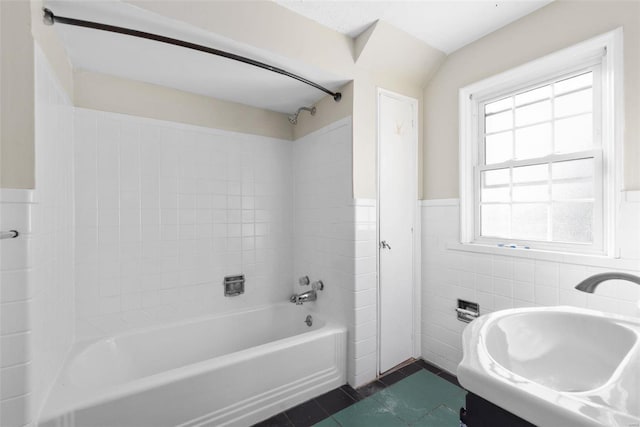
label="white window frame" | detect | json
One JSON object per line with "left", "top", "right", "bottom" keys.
{"left": 459, "top": 28, "right": 624, "bottom": 257}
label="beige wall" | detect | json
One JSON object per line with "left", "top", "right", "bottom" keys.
{"left": 423, "top": 0, "right": 640, "bottom": 199}
{"left": 130, "top": 1, "right": 445, "bottom": 199}
{"left": 352, "top": 20, "right": 444, "bottom": 199}
{"left": 75, "top": 70, "right": 293, "bottom": 140}
{"left": 0, "top": 1, "right": 73, "bottom": 189}
{"left": 292, "top": 82, "right": 354, "bottom": 141}
{"left": 1, "top": 1, "right": 34, "bottom": 189}
{"left": 3, "top": 0, "right": 445, "bottom": 196}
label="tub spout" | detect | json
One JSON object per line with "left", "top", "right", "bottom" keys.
{"left": 289, "top": 289, "right": 317, "bottom": 305}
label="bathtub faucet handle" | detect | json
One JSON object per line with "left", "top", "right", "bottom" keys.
{"left": 311, "top": 280, "right": 324, "bottom": 291}
{"left": 299, "top": 276, "right": 310, "bottom": 286}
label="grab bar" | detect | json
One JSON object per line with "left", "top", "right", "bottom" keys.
{"left": 0, "top": 230, "right": 19, "bottom": 239}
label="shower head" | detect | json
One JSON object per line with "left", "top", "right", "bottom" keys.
{"left": 288, "top": 106, "right": 316, "bottom": 125}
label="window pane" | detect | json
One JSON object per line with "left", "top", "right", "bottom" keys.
{"left": 513, "top": 164, "right": 548, "bottom": 183}
{"left": 484, "top": 168, "right": 510, "bottom": 186}
{"left": 552, "top": 158, "right": 593, "bottom": 180}
{"left": 513, "top": 183, "right": 548, "bottom": 202}
{"left": 553, "top": 180, "right": 593, "bottom": 200}
{"left": 481, "top": 204, "right": 510, "bottom": 237}
{"left": 555, "top": 88, "right": 592, "bottom": 117}
{"left": 515, "top": 100, "right": 551, "bottom": 127}
{"left": 515, "top": 123, "right": 552, "bottom": 160}
{"left": 554, "top": 72, "right": 592, "bottom": 95}
{"left": 512, "top": 204, "right": 548, "bottom": 240}
{"left": 552, "top": 202, "right": 593, "bottom": 243}
{"left": 485, "top": 131, "right": 512, "bottom": 164}
{"left": 485, "top": 98, "right": 512, "bottom": 114}
{"left": 515, "top": 86, "right": 551, "bottom": 106}
{"left": 486, "top": 110, "right": 512, "bottom": 133}
{"left": 554, "top": 114, "right": 594, "bottom": 153}
{"left": 482, "top": 186, "right": 510, "bottom": 202}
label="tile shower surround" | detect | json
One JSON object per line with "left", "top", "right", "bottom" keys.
{"left": 73, "top": 110, "right": 296, "bottom": 338}
{"left": 73, "top": 112, "right": 379, "bottom": 386}
{"left": 420, "top": 196, "right": 640, "bottom": 374}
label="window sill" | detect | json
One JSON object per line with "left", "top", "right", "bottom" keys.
{"left": 447, "top": 242, "right": 640, "bottom": 270}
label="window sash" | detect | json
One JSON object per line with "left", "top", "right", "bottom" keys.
{"left": 473, "top": 150, "right": 604, "bottom": 253}
{"left": 479, "top": 65, "right": 602, "bottom": 167}
{"left": 472, "top": 67, "right": 605, "bottom": 253}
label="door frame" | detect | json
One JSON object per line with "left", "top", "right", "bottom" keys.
{"left": 376, "top": 88, "right": 421, "bottom": 374}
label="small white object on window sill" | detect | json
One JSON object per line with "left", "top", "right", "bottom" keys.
{"left": 446, "top": 241, "right": 639, "bottom": 270}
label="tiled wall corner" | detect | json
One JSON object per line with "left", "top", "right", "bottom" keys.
{"left": 292, "top": 119, "right": 377, "bottom": 387}
{"left": 420, "top": 195, "right": 640, "bottom": 374}
{"left": 73, "top": 110, "right": 294, "bottom": 338}
{"left": 350, "top": 199, "right": 377, "bottom": 387}
{"left": 292, "top": 119, "right": 353, "bottom": 324}
{"left": 30, "top": 44, "right": 75, "bottom": 424}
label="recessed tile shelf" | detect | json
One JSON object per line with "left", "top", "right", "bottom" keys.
{"left": 252, "top": 359, "right": 465, "bottom": 427}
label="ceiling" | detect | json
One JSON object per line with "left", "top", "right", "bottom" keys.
{"left": 45, "top": 1, "right": 348, "bottom": 114}
{"left": 274, "top": 0, "right": 553, "bottom": 54}
{"left": 45, "top": 1, "right": 552, "bottom": 115}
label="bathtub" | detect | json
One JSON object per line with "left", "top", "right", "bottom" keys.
{"left": 39, "top": 304, "right": 347, "bottom": 427}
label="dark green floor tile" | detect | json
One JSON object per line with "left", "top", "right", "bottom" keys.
{"left": 371, "top": 370, "right": 464, "bottom": 423}
{"left": 312, "top": 417, "right": 341, "bottom": 427}
{"left": 411, "top": 405, "right": 459, "bottom": 426}
{"left": 332, "top": 397, "right": 407, "bottom": 427}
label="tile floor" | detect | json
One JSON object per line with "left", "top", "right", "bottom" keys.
{"left": 253, "top": 359, "right": 466, "bottom": 427}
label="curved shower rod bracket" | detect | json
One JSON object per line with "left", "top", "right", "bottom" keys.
{"left": 42, "top": 8, "right": 342, "bottom": 102}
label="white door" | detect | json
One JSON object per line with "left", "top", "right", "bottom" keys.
{"left": 378, "top": 90, "right": 417, "bottom": 373}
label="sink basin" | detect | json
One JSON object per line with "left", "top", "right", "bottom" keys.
{"left": 485, "top": 311, "right": 637, "bottom": 392}
{"left": 458, "top": 306, "right": 640, "bottom": 427}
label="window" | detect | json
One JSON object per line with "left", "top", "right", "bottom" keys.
{"left": 459, "top": 29, "right": 623, "bottom": 256}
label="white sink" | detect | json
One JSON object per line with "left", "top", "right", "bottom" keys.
{"left": 458, "top": 306, "right": 640, "bottom": 427}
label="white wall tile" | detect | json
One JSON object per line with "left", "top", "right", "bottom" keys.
{"left": 74, "top": 109, "right": 295, "bottom": 338}
{"left": 0, "top": 393, "right": 30, "bottom": 427}
{"left": 291, "top": 119, "right": 367, "bottom": 386}
{"left": 0, "top": 334, "right": 30, "bottom": 368}
{"left": 0, "top": 269, "right": 33, "bottom": 303}
{"left": 0, "top": 301, "right": 30, "bottom": 335}
{"left": 421, "top": 197, "right": 640, "bottom": 374}
{"left": 534, "top": 260, "right": 559, "bottom": 287}
{"left": 0, "top": 364, "right": 29, "bottom": 399}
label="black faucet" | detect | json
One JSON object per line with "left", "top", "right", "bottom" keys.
{"left": 575, "top": 272, "right": 640, "bottom": 293}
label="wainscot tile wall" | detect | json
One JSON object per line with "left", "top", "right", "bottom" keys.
{"left": 420, "top": 194, "right": 640, "bottom": 374}
{"left": 351, "top": 199, "right": 378, "bottom": 387}
{"left": 1, "top": 190, "right": 35, "bottom": 427}
{"left": 0, "top": 44, "right": 75, "bottom": 427}
{"left": 73, "top": 109, "right": 294, "bottom": 339}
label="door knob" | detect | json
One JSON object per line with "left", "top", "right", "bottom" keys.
{"left": 380, "top": 240, "right": 391, "bottom": 250}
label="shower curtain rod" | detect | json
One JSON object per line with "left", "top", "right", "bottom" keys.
{"left": 42, "top": 8, "right": 342, "bottom": 102}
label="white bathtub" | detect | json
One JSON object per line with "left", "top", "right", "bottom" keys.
{"left": 39, "top": 304, "right": 347, "bottom": 427}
